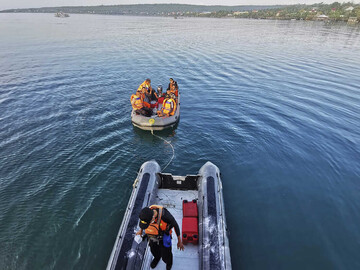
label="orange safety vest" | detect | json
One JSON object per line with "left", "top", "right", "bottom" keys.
{"left": 137, "top": 80, "right": 151, "bottom": 92}
{"left": 131, "top": 94, "right": 143, "bottom": 110}
{"left": 161, "top": 99, "right": 176, "bottom": 116}
{"left": 139, "top": 92, "right": 151, "bottom": 108}
{"left": 169, "top": 82, "right": 179, "bottom": 97}
{"left": 144, "top": 205, "right": 171, "bottom": 237}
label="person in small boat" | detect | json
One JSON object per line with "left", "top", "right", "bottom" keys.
{"left": 157, "top": 91, "right": 176, "bottom": 117}
{"left": 137, "top": 78, "right": 152, "bottom": 92}
{"left": 130, "top": 90, "right": 152, "bottom": 117}
{"left": 157, "top": 85, "right": 165, "bottom": 98}
{"left": 141, "top": 86, "right": 152, "bottom": 108}
{"left": 167, "top": 78, "right": 178, "bottom": 97}
{"left": 147, "top": 86, "right": 158, "bottom": 101}
{"left": 136, "top": 205, "right": 184, "bottom": 270}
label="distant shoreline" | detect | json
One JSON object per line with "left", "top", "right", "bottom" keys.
{"left": 0, "top": 12, "right": 358, "bottom": 24}
{"left": 1, "top": 3, "right": 359, "bottom": 24}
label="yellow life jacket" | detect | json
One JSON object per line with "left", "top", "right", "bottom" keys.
{"left": 137, "top": 81, "right": 150, "bottom": 92}
{"left": 144, "top": 205, "right": 170, "bottom": 237}
{"left": 162, "top": 99, "right": 176, "bottom": 116}
{"left": 131, "top": 94, "right": 143, "bottom": 110}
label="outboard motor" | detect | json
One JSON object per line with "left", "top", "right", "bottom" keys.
{"left": 157, "top": 85, "right": 163, "bottom": 97}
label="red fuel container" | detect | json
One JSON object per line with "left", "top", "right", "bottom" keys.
{"left": 183, "top": 200, "right": 198, "bottom": 217}
{"left": 182, "top": 217, "right": 198, "bottom": 245}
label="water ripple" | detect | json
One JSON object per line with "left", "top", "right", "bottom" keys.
{"left": 1, "top": 14, "right": 360, "bottom": 270}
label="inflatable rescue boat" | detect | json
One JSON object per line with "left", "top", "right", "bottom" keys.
{"left": 131, "top": 96, "right": 180, "bottom": 131}
{"left": 107, "top": 160, "right": 232, "bottom": 270}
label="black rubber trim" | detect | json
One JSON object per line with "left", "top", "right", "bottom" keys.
{"left": 207, "top": 176, "right": 221, "bottom": 269}
{"left": 115, "top": 173, "right": 150, "bottom": 270}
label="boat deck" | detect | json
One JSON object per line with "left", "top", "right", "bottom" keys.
{"left": 142, "top": 189, "right": 199, "bottom": 270}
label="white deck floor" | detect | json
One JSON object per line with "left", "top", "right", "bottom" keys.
{"left": 142, "top": 189, "right": 199, "bottom": 270}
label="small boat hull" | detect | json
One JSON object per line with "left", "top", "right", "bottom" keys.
{"left": 131, "top": 96, "right": 180, "bottom": 131}
{"left": 107, "top": 160, "right": 232, "bottom": 270}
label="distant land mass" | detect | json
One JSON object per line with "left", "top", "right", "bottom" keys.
{"left": 0, "top": 4, "right": 282, "bottom": 15}
{"left": 1, "top": 3, "right": 359, "bottom": 22}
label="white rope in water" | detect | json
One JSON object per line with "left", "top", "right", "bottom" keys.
{"left": 151, "top": 129, "right": 175, "bottom": 172}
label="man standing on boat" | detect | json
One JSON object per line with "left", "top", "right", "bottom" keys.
{"left": 136, "top": 205, "right": 184, "bottom": 270}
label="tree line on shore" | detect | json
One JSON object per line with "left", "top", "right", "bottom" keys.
{"left": 1, "top": 2, "right": 359, "bottom": 22}
{"left": 230, "top": 2, "right": 360, "bottom": 21}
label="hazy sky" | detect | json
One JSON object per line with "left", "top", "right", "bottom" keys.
{"left": 0, "top": 0, "right": 356, "bottom": 10}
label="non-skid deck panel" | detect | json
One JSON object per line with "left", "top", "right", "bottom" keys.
{"left": 143, "top": 189, "right": 199, "bottom": 270}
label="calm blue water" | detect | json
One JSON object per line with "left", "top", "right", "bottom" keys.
{"left": 1, "top": 13, "right": 360, "bottom": 270}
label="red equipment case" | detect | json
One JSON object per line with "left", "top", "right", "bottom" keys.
{"left": 182, "top": 200, "right": 198, "bottom": 217}
{"left": 182, "top": 217, "right": 199, "bottom": 245}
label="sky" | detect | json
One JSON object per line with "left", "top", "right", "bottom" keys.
{"left": 0, "top": 0, "right": 357, "bottom": 10}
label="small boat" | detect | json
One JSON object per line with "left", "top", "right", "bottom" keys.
{"left": 54, "top": 12, "right": 69, "bottom": 18}
{"left": 131, "top": 95, "right": 180, "bottom": 131}
{"left": 107, "top": 160, "right": 232, "bottom": 270}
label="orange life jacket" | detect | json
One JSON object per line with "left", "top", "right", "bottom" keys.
{"left": 138, "top": 92, "right": 151, "bottom": 108}
{"left": 169, "top": 82, "right": 178, "bottom": 97}
{"left": 131, "top": 94, "right": 143, "bottom": 110}
{"left": 144, "top": 205, "right": 171, "bottom": 237}
{"left": 137, "top": 81, "right": 151, "bottom": 92}
{"left": 143, "top": 101, "right": 151, "bottom": 108}
{"left": 161, "top": 99, "right": 176, "bottom": 116}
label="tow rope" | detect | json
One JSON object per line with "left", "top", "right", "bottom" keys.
{"left": 151, "top": 129, "right": 175, "bottom": 172}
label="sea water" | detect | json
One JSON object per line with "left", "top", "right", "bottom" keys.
{"left": 0, "top": 13, "right": 360, "bottom": 269}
